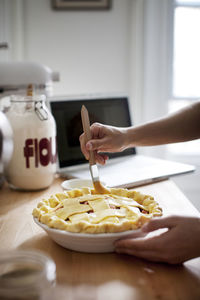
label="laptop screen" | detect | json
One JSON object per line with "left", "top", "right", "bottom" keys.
{"left": 49, "top": 96, "right": 136, "bottom": 168}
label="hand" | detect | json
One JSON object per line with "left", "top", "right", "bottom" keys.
{"left": 79, "top": 122, "right": 127, "bottom": 165}
{"left": 115, "top": 215, "right": 200, "bottom": 264}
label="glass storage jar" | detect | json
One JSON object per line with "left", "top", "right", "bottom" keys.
{"left": 5, "top": 94, "right": 57, "bottom": 190}
{"left": 0, "top": 250, "right": 56, "bottom": 300}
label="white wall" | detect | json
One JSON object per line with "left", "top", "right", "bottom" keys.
{"left": 3, "top": 0, "right": 171, "bottom": 142}
{"left": 22, "top": 0, "right": 131, "bottom": 96}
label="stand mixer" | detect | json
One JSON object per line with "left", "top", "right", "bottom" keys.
{"left": 0, "top": 61, "right": 59, "bottom": 98}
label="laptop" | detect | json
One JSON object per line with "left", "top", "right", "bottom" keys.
{"left": 49, "top": 94, "right": 195, "bottom": 188}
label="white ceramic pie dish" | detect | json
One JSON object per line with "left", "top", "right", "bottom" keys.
{"left": 34, "top": 217, "right": 145, "bottom": 253}
{"left": 61, "top": 179, "right": 106, "bottom": 190}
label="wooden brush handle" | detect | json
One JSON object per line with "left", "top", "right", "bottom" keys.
{"left": 81, "top": 105, "right": 96, "bottom": 165}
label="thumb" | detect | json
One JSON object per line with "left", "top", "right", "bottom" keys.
{"left": 142, "top": 216, "right": 175, "bottom": 233}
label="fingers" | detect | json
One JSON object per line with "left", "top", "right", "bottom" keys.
{"left": 79, "top": 122, "right": 123, "bottom": 163}
{"left": 115, "top": 237, "right": 162, "bottom": 262}
{"left": 95, "top": 153, "right": 109, "bottom": 165}
{"left": 115, "top": 235, "right": 161, "bottom": 252}
{"left": 80, "top": 122, "right": 110, "bottom": 164}
{"left": 115, "top": 247, "right": 163, "bottom": 262}
{"left": 79, "top": 123, "right": 105, "bottom": 158}
{"left": 141, "top": 216, "right": 177, "bottom": 233}
{"left": 79, "top": 133, "right": 109, "bottom": 165}
{"left": 85, "top": 139, "right": 106, "bottom": 152}
{"left": 115, "top": 216, "right": 196, "bottom": 264}
{"left": 79, "top": 133, "right": 89, "bottom": 160}
{"left": 114, "top": 232, "right": 173, "bottom": 263}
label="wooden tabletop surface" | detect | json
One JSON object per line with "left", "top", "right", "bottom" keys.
{"left": 0, "top": 176, "right": 200, "bottom": 300}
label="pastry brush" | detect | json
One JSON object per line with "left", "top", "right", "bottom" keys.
{"left": 81, "top": 105, "right": 109, "bottom": 194}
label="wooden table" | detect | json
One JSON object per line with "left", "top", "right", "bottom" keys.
{"left": 0, "top": 177, "right": 200, "bottom": 300}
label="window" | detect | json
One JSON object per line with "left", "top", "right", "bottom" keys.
{"left": 173, "top": 0, "right": 200, "bottom": 99}
{"left": 168, "top": 0, "right": 200, "bottom": 155}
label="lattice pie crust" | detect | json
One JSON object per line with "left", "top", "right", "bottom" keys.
{"left": 33, "top": 187, "right": 162, "bottom": 234}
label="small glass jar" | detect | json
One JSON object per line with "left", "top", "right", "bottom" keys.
{"left": 5, "top": 94, "right": 57, "bottom": 191}
{"left": 0, "top": 250, "right": 56, "bottom": 300}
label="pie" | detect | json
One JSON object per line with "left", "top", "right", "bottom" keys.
{"left": 32, "top": 187, "right": 162, "bottom": 234}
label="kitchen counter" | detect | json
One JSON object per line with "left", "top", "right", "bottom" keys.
{"left": 0, "top": 177, "right": 200, "bottom": 299}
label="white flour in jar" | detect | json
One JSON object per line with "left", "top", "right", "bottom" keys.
{"left": 5, "top": 96, "right": 57, "bottom": 190}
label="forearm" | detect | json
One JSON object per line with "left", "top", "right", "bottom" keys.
{"left": 125, "top": 101, "right": 200, "bottom": 147}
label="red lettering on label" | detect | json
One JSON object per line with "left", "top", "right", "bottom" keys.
{"left": 34, "top": 138, "right": 38, "bottom": 167}
{"left": 39, "top": 138, "right": 50, "bottom": 166}
{"left": 23, "top": 137, "right": 57, "bottom": 168}
{"left": 24, "top": 139, "right": 34, "bottom": 168}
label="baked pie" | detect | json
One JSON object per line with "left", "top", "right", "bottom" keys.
{"left": 33, "top": 187, "right": 162, "bottom": 234}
